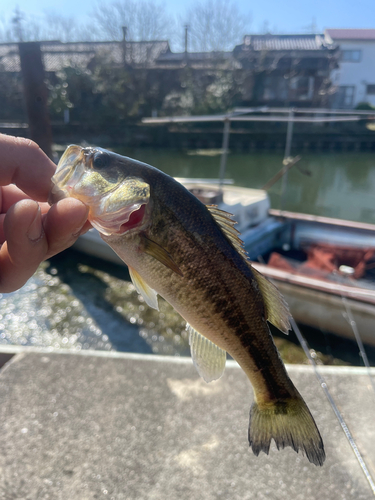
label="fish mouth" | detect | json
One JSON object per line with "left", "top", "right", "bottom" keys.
{"left": 90, "top": 202, "right": 148, "bottom": 236}
{"left": 48, "top": 144, "right": 150, "bottom": 237}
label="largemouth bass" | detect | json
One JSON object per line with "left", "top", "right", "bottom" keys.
{"left": 49, "top": 145, "right": 325, "bottom": 466}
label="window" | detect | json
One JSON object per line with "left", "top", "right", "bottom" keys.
{"left": 290, "top": 76, "right": 314, "bottom": 100}
{"left": 262, "top": 76, "right": 315, "bottom": 102}
{"left": 367, "top": 84, "right": 375, "bottom": 95}
{"left": 263, "top": 76, "right": 288, "bottom": 100}
{"left": 332, "top": 86, "right": 356, "bottom": 108}
{"left": 341, "top": 50, "right": 362, "bottom": 62}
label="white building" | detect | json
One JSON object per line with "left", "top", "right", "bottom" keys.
{"left": 325, "top": 28, "right": 375, "bottom": 108}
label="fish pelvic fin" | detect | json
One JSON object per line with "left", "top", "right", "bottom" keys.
{"left": 128, "top": 266, "right": 159, "bottom": 310}
{"left": 248, "top": 395, "right": 325, "bottom": 466}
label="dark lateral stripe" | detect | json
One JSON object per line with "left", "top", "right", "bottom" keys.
{"left": 196, "top": 250, "right": 292, "bottom": 401}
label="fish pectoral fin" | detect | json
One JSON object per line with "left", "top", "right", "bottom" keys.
{"left": 141, "top": 235, "right": 183, "bottom": 276}
{"left": 251, "top": 266, "right": 291, "bottom": 334}
{"left": 187, "top": 324, "right": 226, "bottom": 383}
{"left": 128, "top": 266, "right": 159, "bottom": 310}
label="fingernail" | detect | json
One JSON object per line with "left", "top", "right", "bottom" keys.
{"left": 72, "top": 224, "right": 87, "bottom": 238}
{"left": 27, "top": 206, "right": 44, "bottom": 242}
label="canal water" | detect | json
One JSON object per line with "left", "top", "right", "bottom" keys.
{"left": 115, "top": 148, "right": 375, "bottom": 224}
{"left": 2, "top": 147, "right": 375, "bottom": 366}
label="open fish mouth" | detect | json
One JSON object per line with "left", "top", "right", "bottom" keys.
{"left": 49, "top": 145, "right": 151, "bottom": 236}
{"left": 89, "top": 201, "right": 147, "bottom": 236}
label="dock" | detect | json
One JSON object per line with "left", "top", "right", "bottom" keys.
{"left": 0, "top": 347, "right": 374, "bottom": 499}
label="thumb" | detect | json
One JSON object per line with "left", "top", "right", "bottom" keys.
{"left": 0, "top": 200, "right": 48, "bottom": 292}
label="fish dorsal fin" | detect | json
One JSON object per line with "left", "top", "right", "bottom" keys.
{"left": 251, "top": 266, "right": 291, "bottom": 334}
{"left": 187, "top": 323, "right": 226, "bottom": 383}
{"left": 128, "top": 266, "right": 159, "bottom": 311}
{"left": 206, "top": 205, "right": 248, "bottom": 260}
{"left": 206, "top": 206, "right": 290, "bottom": 334}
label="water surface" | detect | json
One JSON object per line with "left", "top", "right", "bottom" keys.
{"left": 116, "top": 148, "right": 375, "bottom": 224}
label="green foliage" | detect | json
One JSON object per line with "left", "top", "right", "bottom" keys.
{"left": 355, "top": 102, "right": 375, "bottom": 111}
{"left": 46, "top": 54, "right": 243, "bottom": 131}
{"left": 164, "top": 67, "right": 242, "bottom": 116}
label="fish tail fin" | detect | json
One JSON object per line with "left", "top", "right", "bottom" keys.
{"left": 248, "top": 394, "right": 325, "bottom": 466}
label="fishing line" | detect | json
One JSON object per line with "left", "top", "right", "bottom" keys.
{"left": 291, "top": 316, "right": 375, "bottom": 496}
{"left": 341, "top": 296, "right": 375, "bottom": 395}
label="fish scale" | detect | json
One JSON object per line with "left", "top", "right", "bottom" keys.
{"left": 49, "top": 144, "right": 326, "bottom": 466}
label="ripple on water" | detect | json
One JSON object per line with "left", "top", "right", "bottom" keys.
{"left": 0, "top": 260, "right": 190, "bottom": 355}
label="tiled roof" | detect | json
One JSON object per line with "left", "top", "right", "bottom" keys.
{"left": 239, "top": 34, "right": 334, "bottom": 51}
{"left": 0, "top": 40, "right": 170, "bottom": 73}
{"left": 325, "top": 29, "right": 375, "bottom": 40}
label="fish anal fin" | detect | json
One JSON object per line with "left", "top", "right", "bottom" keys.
{"left": 128, "top": 266, "right": 159, "bottom": 310}
{"left": 187, "top": 323, "right": 226, "bottom": 383}
{"left": 251, "top": 266, "right": 291, "bottom": 334}
{"left": 141, "top": 234, "right": 183, "bottom": 276}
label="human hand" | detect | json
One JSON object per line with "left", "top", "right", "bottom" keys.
{"left": 0, "top": 134, "right": 91, "bottom": 293}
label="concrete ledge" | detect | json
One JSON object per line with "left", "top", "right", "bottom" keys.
{"left": 0, "top": 350, "right": 374, "bottom": 499}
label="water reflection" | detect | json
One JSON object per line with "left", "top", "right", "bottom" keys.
{"left": 0, "top": 263, "right": 106, "bottom": 351}
{"left": 115, "top": 148, "right": 375, "bottom": 224}
{"left": 2, "top": 248, "right": 375, "bottom": 366}
{"left": 0, "top": 250, "right": 190, "bottom": 356}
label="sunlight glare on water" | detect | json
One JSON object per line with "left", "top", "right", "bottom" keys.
{"left": 0, "top": 259, "right": 189, "bottom": 356}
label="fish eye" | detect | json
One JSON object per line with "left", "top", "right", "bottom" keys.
{"left": 92, "top": 151, "right": 111, "bottom": 169}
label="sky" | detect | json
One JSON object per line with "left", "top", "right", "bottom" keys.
{"left": 1, "top": 0, "right": 374, "bottom": 35}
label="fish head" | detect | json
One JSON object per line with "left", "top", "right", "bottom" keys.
{"left": 49, "top": 145, "right": 151, "bottom": 236}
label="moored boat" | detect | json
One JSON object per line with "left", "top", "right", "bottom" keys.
{"left": 243, "top": 210, "right": 375, "bottom": 345}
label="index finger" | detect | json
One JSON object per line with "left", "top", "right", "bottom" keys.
{"left": 0, "top": 134, "right": 56, "bottom": 201}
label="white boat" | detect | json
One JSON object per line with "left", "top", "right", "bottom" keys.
{"left": 243, "top": 210, "right": 375, "bottom": 345}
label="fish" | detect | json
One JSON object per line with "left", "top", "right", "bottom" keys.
{"left": 49, "top": 145, "right": 325, "bottom": 466}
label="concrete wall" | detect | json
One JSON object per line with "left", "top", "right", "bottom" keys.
{"left": 330, "top": 39, "right": 375, "bottom": 108}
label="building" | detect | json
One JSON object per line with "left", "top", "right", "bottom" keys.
{"left": 325, "top": 29, "right": 375, "bottom": 108}
{"left": 0, "top": 40, "right": 171, "bottom": 73}
{"left": 232, "top": 34, "right": 339, "bottom": 107}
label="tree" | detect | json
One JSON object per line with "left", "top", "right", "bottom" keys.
{"left": 92, "top": 0, "right": 176, "bottom": 41}
{"left": 184, "top": 0, "right": 251, "bottom": 52}
{"left": 0, "top": 9, "right": 95, "bottom": 43}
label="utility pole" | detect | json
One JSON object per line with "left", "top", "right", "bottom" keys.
{"left": 12, "top": 7, "right": 24, "bottom": 42}
{"left": 280, "top": 108, "right": 294, "bottom": 209}
{"left": 122, "top": 26, "right": 127, "bottom": 67}
{"left": 18, "top": 42, "right": 53, "bottom": 158}
{"left": 184, "top": 24, "right": 189, "bottom": 64}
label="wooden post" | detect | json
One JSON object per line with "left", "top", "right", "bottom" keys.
{"left": 18, "top": 42, "right": 53, "bottom": 158}
{"left": 219, "top": 118, "right": 230, "bottom": 189}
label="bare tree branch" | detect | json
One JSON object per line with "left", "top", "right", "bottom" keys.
{"left": 92, "top": 0, "right": 175, "bottom": 41}
{"left": 0, "top": 9, "right": 95, "bottom": 42}
{"left": 184, "top": 0, "right": 251, "bottom": 52}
